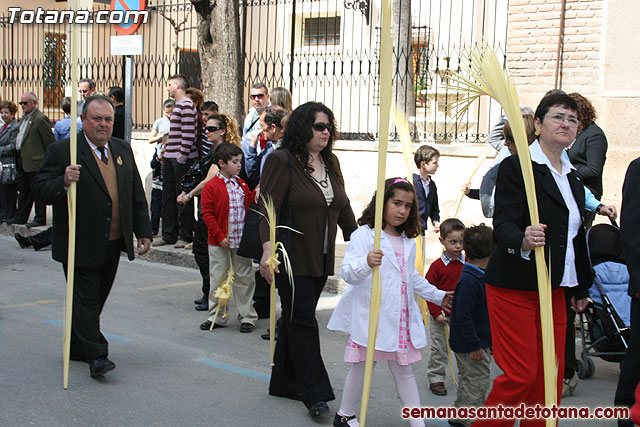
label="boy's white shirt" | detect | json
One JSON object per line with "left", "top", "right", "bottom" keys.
{"left": 327, "top": 225, "right": 446, "bottom": 352}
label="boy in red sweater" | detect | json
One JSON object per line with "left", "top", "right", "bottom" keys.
{"left": 426, "top": 218, "right": 466, "bottom": 396}
{"left": 199, "top": 143, "right": 258, "bottom": 333}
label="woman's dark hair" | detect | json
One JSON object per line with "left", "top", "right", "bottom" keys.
{"left": 534, "top": 93, "right": 579, "bottom": 122}
{"left": 0, "top": 100, "right": 18, "bottom": 115}
{"left": 463, "top": 223, "right": 494, "bottom": 260}
{"left": 568, "top": 93, "right": 597, "bottom": 130}
{"left": 358, "top": 178, "right": 421, "bottom": 239}
{"left": 186, "top": 87, "right": 204, "bottom": 108}
{"left": 281, "top": 101, "right": 338, "bottom": 173}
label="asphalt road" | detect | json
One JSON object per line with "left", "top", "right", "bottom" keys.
{"left": 0, "top": 234, "right": 626, "bottom": 426}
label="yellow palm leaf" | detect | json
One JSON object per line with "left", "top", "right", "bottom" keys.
{"left": 391, "top": 108, "right": 429, "bottom": 326}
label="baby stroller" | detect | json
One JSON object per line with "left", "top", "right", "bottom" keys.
{"left": 576, "top": 220, "right": 632, "bottom": 379}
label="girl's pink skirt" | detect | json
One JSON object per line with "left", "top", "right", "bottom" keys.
{"left": 344, "top": 336, "right": 422, "bottom": 366}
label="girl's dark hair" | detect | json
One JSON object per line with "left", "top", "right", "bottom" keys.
{"left": 358, "top": 178, "right": 421, "bottom": 239}
{"left": 281, "top": 101, "right": 338, "bottom": 173}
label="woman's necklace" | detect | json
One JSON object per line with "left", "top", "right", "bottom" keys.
{"left": 309, "top": 157, "right": 329, "bottom": 188}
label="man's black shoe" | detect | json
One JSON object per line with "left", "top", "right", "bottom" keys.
{"left": 26, "top": 221, "right": 45, "bottom": 228}
{"left": 14, "top": 233, "right": 32, "bottom": 248}
{"left": 194, "top": 296, "right": 206, "bottom": 305}
{"left": 194, "top": 303, "right": 208, "bottom": 311}
{"left": 89, "top": 357, "right": 115, "bottom": 378}
{"left": 261, "top": 328, "right": 279, "bottom": 341}
{"left": 30, "top": 237, "right": 49, "bottom": 251}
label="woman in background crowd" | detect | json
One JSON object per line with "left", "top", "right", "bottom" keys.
{"left": 0, "top": 100, "right": 19, "bottom": 222}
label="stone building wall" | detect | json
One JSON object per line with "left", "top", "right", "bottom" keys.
{"left": 507, "top": 0, "right": 640, "bottom": 208}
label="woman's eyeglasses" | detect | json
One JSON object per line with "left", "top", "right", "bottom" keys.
{"left": 545, "top": 113, "right": 579, "bottom": 127}
{"left": 312, "top": 122, "right": 333, "bottom": 132}
{"left": 205, "top": 126, "right": 223, "bottom": 133}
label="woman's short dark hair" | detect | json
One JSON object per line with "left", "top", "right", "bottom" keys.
{"left": 0, "top": 100, "right": 17, "bottom": 115}
{"left": 463, "top": 223, "right": 494, "bottom": 260}
{"left": 281, "top": 102, "right": 338, "bottom": 173}
{"left": 534, "top": 93, "right": 579, "bottom": 122}
{"left": 358, "top": 178, "right": 421, "bottom": 239}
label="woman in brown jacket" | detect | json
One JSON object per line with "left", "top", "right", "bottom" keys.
{"left": 259, "top": 102, "right": 357, "bottom": 418}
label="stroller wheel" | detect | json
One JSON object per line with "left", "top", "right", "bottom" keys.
{"left": 577, "top": 358, "right": 596, "bottom": 379}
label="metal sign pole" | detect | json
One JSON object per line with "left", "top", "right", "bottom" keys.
{"left": 124, "top": 55, "right": 133, "bottom": 142}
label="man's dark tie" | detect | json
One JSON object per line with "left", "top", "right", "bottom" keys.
{"left": 98, "top": 146, "right": 108, "bottom": 165}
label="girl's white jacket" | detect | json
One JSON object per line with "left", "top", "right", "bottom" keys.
{"left": 327, "top": 225, "right": 446, "bottom": 352}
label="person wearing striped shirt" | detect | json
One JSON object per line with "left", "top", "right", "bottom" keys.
{"left": 154, "top": 75, "right": 197, "bottom": 248}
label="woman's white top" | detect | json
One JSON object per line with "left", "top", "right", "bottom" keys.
{"left": 530, "top": 140, "right": 581, "bottom": 288}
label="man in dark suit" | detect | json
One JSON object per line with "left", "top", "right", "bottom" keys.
{"left": 13, "top": 92, "right": 55, "bottom": 226}
{"left": 615, "top": 158, "right": 640, "bottom": 427}
{"left": 35, "top": 95, "right": 152, "bottom": 378}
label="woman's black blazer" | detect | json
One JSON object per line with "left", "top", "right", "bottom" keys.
{"left": 484, "top": 154, "right": 594, "bottom": 299}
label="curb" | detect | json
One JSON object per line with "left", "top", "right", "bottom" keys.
{"left": 2, "top": 223, "right": 347, "bottom": 294}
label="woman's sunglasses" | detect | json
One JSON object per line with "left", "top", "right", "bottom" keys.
{"left": 312, "top": 122, "right": 333, "bottom": 132}
{"left": 205, "top": 126, "right": 223, "bottom": 133}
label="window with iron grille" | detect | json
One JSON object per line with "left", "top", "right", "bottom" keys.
{"left": 303, "top": 16, "right": 341, "bottom": 46}
{"left": 44, "top": 33, "right": 67, "bottom": 109}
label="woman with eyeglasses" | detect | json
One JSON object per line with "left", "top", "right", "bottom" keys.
{"left": 0, "top": 100, "right": 19, "bottom": 222}
{"left": 176, "top": 112, "right": 241, "bottom": 308}
{"left": 472, "top": 93, "right": 594, "bottom": 427}
{"left": 258, "top": 102, "right": 357, "bottom": 418}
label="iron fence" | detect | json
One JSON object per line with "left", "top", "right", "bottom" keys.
{"left": 0, "top": 0, "right": 508, "bottom": 142}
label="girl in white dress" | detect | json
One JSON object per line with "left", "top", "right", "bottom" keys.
{"left": 328, "top": 178, "right": 453, "bottom": 427}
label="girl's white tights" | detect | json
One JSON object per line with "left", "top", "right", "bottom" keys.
{"left": 338, "top": 361, "right": 425, "bottom": 427}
